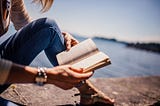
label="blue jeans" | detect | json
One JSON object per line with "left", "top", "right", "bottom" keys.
{"left": 0, "top": 18, "right": 66, "bottom": 105}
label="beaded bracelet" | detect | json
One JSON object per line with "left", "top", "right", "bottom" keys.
{"left": 35, "top": 67, "right": 47, "bottom": 86}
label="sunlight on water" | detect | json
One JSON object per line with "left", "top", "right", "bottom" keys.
{"left": 1, "top": 27, "right": 159, "bottom": 78}
{"left": 30, "top": 36, "right": 160, "bottom": 78}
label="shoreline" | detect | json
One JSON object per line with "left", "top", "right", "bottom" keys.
{"left": 93, "top": 36, "right": 160, "bottom": 54}
{"left": 1, "top": 76, "right": 160, "bottom": 106}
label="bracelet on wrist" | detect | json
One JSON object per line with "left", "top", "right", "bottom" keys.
{"left": 35, "top": 67, "right": 47, "bottom": 86}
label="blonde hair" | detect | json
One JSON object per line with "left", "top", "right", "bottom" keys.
{"left": 33, "top": 0, "right": 54, "bottom": 12}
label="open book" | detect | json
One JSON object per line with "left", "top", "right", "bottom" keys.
{"left": 56, "top": 38, "right": 111, "bottom": 73}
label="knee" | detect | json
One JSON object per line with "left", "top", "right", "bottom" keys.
{"left": 29, "top": 18, "right": 62, "bottom": 39}
{"left": 31, "top": 17, "right": 60, "bottom": 33}
{"left": 40, "top": 18, "right": 62, "bottom": 36}
{"left": 44, "top": 18, "right": 58, "bottom": 28}
{"left": 41, "top": 18, "right": 60, "bottom": 32}
{"left": 39, "top": 18, "right": 64, "bottom": 44}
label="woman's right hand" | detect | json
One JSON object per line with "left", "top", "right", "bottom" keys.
{"left": 46, "top": 65, "right": 93, "bottom": 90}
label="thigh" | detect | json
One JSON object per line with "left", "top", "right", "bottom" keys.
{"left": 0, "top": 18, "right": 66, "bottom": 65}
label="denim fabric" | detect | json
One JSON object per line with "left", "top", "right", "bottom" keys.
{"left": 0, "top": 18, "right": 66, "bottom": 106}
{"left": 0, "top": 17, "right": 66, "bottom": 66}
{"left": 0, "top": 97, "right": 23, "bottom": 106}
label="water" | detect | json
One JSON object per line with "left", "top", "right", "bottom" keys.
{"left": 30, "top": 36, "right": 160, "bottom": 78}
{"left": 1, "top": 26, "right": 160, "bottom": 78}
{"left": 92, "top": 38, "right": 160, "bottom": 78}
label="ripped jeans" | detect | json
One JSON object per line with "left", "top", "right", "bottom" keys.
{"left": 0, "top": 18, "right": 66, "bottom": 106}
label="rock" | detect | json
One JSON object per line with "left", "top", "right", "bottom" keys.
{"left": 0, "top": 76, "right": 160, "bottom": 106}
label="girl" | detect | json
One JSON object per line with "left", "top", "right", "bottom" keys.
{"left": 0, "top": 0, "right": 114, "bottom": 105}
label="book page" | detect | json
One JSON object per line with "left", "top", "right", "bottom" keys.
{"left": 72, "top": 52, "right": 111, "bottom": 72}
{"left": 57, "top": 39, "right": 98, "bottom": 65}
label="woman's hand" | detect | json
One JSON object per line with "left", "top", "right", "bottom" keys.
{"left": 46, "top": 65, "right": 93, "bottom": 90}
{"left": 62, "top": 32, "right": 79, "bottom": 50}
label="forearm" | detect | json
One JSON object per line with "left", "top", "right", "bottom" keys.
{"left": 0, "top": 60, "right": 92, "bottom": 90}
{"left": 5, "top": 63, "right": 59, "bottom": 85}
{"left": 5, "top": 63, "right": 37, "bottom": 84}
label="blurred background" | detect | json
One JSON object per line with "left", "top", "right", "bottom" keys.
{"left": 24, "top": 0, "right": 160, "bottom": 43}
{"left": 0, "top": 0, "right": 160, "bottom": 78}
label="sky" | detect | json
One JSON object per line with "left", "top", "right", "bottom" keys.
{"left": 24, "top": 0, "right": 160, "bottom": 43}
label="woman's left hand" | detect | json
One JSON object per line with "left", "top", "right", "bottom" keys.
{"left": 62, "top": 32, "right": 79, "bottom": 50}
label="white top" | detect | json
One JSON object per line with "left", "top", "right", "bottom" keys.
{"left": 11, "top": 0, "right": 32, "bottom": 30}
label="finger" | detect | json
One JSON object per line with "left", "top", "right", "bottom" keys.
{"left": 75, "top": 71, "right": 93, "bottom": 80}
{"left": 63, "top": 32, "right": 79, "bottom": 48}
{"left": 63, "top": 32, "right": 78, "bottom": 43}
{"left": 69, "top": 66, "right": 84, "bottom": 73}
{"left": 67, "top": 70, "right": 94, "bottom": 80}
{"left": 71, "top": 37, "right": 79, "bottom": 45}
{"left": 55, "top": 65, "right": 93, "bottom": 79}
{"left": 65, "top": 40, "right": 71, "bottom": 50}
{"left": 73, "top": 38, "right": 79, "bottom": 44}
{"left": 64, "top": 35, "right": 71, "bottom": 50}
{"left": 66, "top": 40, "right": 71, "bottom": 50}
{"left": 71, "top": 40, "right": 79, "bottom": 46}
{"left": 51, "top": 70, "right": 82, "bottom": 84}
{"left": 62, "top": 32, "right": 67, "bottom": 36}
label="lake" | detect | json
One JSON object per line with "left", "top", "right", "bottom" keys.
{"left": 29, "top": 35, "right": 160, "bottom": 78}
{"left": 1, "top": 26, "right": 160, "bottom": 78}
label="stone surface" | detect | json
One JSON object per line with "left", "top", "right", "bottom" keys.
{"left": 0, "top": 76, "right": 160, "bottom": 106}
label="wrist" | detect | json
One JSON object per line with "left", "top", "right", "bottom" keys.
{"left": 35, "top": 67, "right": 47, "bottom": 86}
{"left": 44, "top": 67, "right": 59, "bottom": 84}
